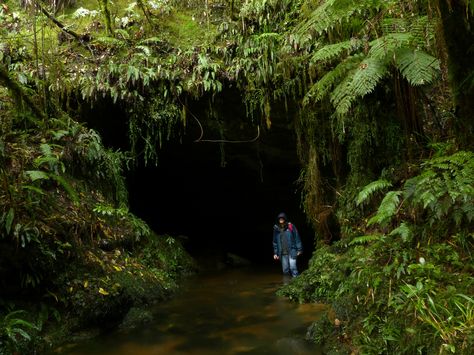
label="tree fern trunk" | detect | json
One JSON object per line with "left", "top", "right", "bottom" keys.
{"left": 437, "top": 0, "right": 474, "bottom": 148}
{"left": 394, "top": 75, "right": 425, "bottom": 160}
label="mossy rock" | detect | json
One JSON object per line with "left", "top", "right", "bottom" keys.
{"left": 119, "top": 307, "right": 153, "bottom": 331}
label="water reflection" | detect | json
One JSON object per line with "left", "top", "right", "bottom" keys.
{"left": 61, "top": 267, "right": 324, "bottom": 355}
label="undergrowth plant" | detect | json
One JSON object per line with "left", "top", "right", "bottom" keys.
{"left": 0, "top": 310, "right": 39, "bottom": 354}
{"left": 281, "top": 151, "right": 474, "bottom": 353}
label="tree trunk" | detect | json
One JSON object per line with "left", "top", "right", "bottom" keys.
{"left": 437, "top": 0, "right": 474, "bottom": 148}
{"left": 98, "top": 0, "right": 113, "bottom": 35}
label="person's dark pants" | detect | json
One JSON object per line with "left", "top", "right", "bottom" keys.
{"left": 280, "top": 254, "right": 298, "bottom": 277}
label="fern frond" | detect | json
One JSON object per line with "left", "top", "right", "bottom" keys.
{"left": 395, "top": 48, "right": 440, "bottom": 86}
{"left": 304, "top": 55, "right": 362, "bottom": 104}
{"left": 356, "top": 179, "right": 393, "bottom": 205}
{"left": 350, "top": 56, "right": 388, "bottom": 97}
{"left": 404, "top": 152, "right": 474, "bottom": 226}
{"left": 25, "top": 170, "right": 49, "bottom": 182}
{"left": 381, "top": 17, "right": 410, "bottom": 35}
{"left": 367, "top": 190, "right": 402, "bottom": 226}
{"left": 40, "top": 143, "right": 53, "bottom": 157}
{"left": 389, "top": 222, "right": 413, "bottom": 242}
{"left": 329, "top": 69, "right": 356, "bottom": 114}
{"left": 49, "top": 174, "right": 79, "bottom": 204}
{"left": 114, "top": 28, "right": 130, "bottom": 40}
{"left": 403, "top": 170, "right": 436, "bottom": 199}
{"left": 297, "top": 0, "right": 392, "bottom": 35}
{"left": 348, "top": 234, "right": 383, "bottom": 246}
{"left": 368, "top": 33, "right": 413, "bottom": 60}
{"left": 409, "top": 16, "right": 436, "bottom": 47}
{"left": 331, "top": 56, "right": 389, "bottom": 116}
{"left": 311, "top": 39, "right": 358, "bottom": 63}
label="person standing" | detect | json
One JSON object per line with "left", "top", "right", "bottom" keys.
{"left": 273, "top": 212, "right": 303, "bottom": 277}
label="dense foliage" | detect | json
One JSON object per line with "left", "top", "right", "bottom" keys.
{"left": 0, "top": 112, "right": 194, "bottom": 352}
{"left": 280, "top": 151, "right": 474, "bottom": 353}
{"left": 1, "top": 0, "right": 473, "bottom": 353}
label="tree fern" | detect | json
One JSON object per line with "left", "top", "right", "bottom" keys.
{"left": 395, "top": 48, "right": 440, "bottom": 86}
{"left": 356, "top": 179, "right": 393, "bottom": 205}
{"left": 367, "top": 190, "right": 402, "bottom": 226}
{"left": 296, "top": 0, "right": 440, "bottom": 118}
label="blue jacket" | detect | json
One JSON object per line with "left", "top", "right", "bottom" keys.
{"left": 273, "top": 222, "right": 303, "bottom": 258}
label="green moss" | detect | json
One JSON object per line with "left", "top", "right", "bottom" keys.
{"left": 161, "top": 10, "right": 217, "bottom": 49}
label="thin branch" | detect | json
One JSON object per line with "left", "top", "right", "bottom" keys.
{"left": 34, "top": 0, "right": 90, "bottom": 45}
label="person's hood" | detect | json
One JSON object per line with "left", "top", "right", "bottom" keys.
{"left": 277, "top": 212, "right": 288, "bottom": 222}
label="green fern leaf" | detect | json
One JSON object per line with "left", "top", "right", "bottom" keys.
{"left": 40, "top": 143, "right": 53, "bottom": 157}
{"left": 297, "top": 0, "right": 392, "bottom": 35}
{"left": 136, "top": 45, "right": 151, "bottom": 57}
{"left": 389, "top": 222, "right": 412, "bottom": 242}
{"left": 114, "top": 28, "right": 130, "bottom": 40}
{"left": 331, "top": 56, "right": 389, "bottom": 116}
{"left": 367, "top": 190, "right": 402, "bottom": 226}
{"left": 395, "top": 48, "right": 440, "bottom": 86}
{"left": 311, "top": 40, "right": 357, "bottom": 63}
{"left": 350, "top": 56, "right": 388, "bottom": 97}
{"left": 356, "top": 179, "right": 393, "bottom": 205}
{"left": 25, "top": 170, "right": 50, "bottom": 182}
{"left": 138, "top": 37, "right": 163, "bottom": 45}
{"left": 381, "top": 17, "right": 410, "bottom": 35}
{"left": 409, "top": 16, "right": 435, "bottom": 47}
{"left": 49, "top": 174, "right": 79, "bottom": 205}
{"left": 330, "top": 71, "right": 356, "bottom": 113}
{"left": 348, "top": 234, "right": 383, "bottom": 246}
{"left": 305, "top": 55, "right": 362, "bottom": 104}
{"left": 368, "top": 33, "right": 413, "bottom": 60}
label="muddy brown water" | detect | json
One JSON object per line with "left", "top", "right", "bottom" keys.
{"left": 58, "top": 267, "right": 325, "bottom": 355}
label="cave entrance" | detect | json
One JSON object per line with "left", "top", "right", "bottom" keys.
{"left": 127, "top": 140, "right": 310, "bottom": 265}
{"left": 83, "top": 93, "right": 313, "bottom": 266}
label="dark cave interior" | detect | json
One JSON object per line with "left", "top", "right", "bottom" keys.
{"left": 83, "top": 93, "right": 314, "bottom": 267}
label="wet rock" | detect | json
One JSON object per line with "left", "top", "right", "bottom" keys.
{"left": 119, "top": 307, "right": 153, "bottom": 330}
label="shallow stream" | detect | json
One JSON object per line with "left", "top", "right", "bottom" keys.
{"left": 60, "top": 267, "right": 324, "bottom": 355}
